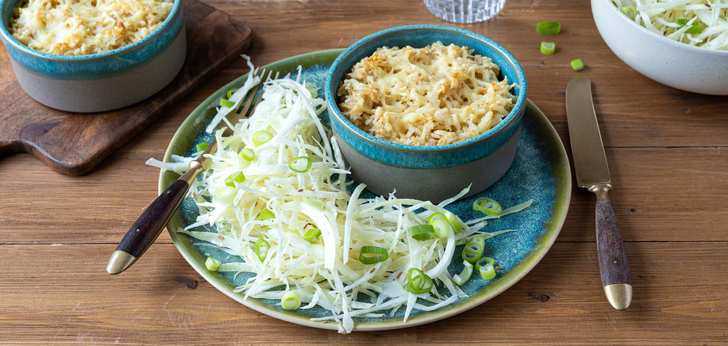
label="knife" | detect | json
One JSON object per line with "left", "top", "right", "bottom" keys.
{"left": 565, "top": 78, "right": 632, "bottom": 310}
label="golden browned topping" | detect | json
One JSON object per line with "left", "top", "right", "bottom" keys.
{"left": 338, "top": 42, "right": 516, "bottom": 146}
{"left": 10, "top": 0, "right": 173, "bottom": 56}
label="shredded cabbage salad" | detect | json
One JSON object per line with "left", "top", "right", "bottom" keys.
{"left": 147, "top": 60, "right": 532, "bottom": 333}
{"left": 612, "top": 0, "right": 728, "bottom": 50}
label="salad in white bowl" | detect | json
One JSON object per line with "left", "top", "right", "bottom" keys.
{"left": 592, "top": 0, "right": 728, "bottom": 95}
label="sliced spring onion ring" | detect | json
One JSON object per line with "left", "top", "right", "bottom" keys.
{"left": 225, "top": 172, "right": 245, "bottom": 187}
{"left": 476, "top": 257, "right": 497, "bottom": 280}
{"left": 540, "top": 41, "right": 556, "bottom": 56}
{"left": 452, "top": 261, "right": 473, "bottom": 286}
{"left": 254, "top": 238, "right": 270, "bottom": 261}
{"left": 219, "top": 98, "right": 235, "bottom": 108}
{"left": 427, "top": 212, "right": 454, "bottom": 239}
{"left": 205, "top": 256, "right": 221, "bottom": 271}
{"left": 358, "top": 246, "right": 389, "bottom": 264}
{"left": 686, "top": 21, "right": 707, "bottom": 35}
{"left": 536, "top": 20, "right": 561, "bottom": 35}
{"left": 409, "top": 224, "right": 436, "bottom": 241}
{"left": 570, "top": 58, "right": 585, "bottom": 72}
{"left": 239, "top": 147, "right": 256, "bottom": 161}
{"left": 195, "top": 142, "right": 209, "bottom": 152}
{"left": 620, "top": 5, "right": 637, "bottom": 19}
{"left": 257, "top": 208, "right": 275, "bottom": 220}
{"left": 281, "top": 291, "right": 302, "bottom": 310}
{"left": 462, "top": 235, "right": 485, "bottom": 263}
{"left": 473, "top": 197, "right": 503, "bottom": 217}
{"left": 227, "top": 88, "right": 238, "bottom": 99}
{"left": 303, "top": 226, "right": 322, "bottom": 243}
{"left": 443, "top": 210, "right": 465, "bottom": 233}
{"left": 405, "top": 268, "right": 433, "bottom": 294}
{"left": 252, "top": 130, "right": 273, "bottom": 146}
{"left": 256, "top": 208, "right": 276, "bottom": 221}
{"left": 289, "top": 156, "right": 312, "bottom": 173}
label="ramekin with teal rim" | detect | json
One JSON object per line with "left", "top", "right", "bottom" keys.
{"left": 325, "top": 25, "right": 528, "bottom": 202}
{"left": 0, "top": 0, "right": 186, "bottom": 113}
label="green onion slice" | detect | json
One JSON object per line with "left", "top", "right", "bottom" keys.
{"left": 443, "top": 210, "right": 464, "bottom": 233}
{"left": 252, "top": 130, "right": 273, "bottom": 146}
{"left": 239, "top": 147, "right": 256, "bottom": 161}
{"left": 476, "top": 257, "right": 497, "bottom": 280}
{"left": 257, "top": 208, "right": 275, "bottom": 220}
{"left": 359, "top": 246, "right": 389, "bottom": 264}
{"left": 204, "top": 256, "right": 221, "bottom": 271}
{"left": 409, "top": 224, "right": 436, "bottom": 241}
{"left": 570, "top": 58, "right": 585, "bottom": 72}
{"left": 427, "top": 212, "right": 454, "bottom": 239}
{"left": 195, "top": 142, "right": 209, "bottom": 152}
{"left": 473, "top": 197, "right": 503, "bottom": 217}
{"left": 219, "top": 98, "right": 235, "bottom": 108}
{"left": 462, "top": 235, "right": 485, "bottom": 264}
{"left": 676, "top": 18, "right": 688, "bottom": 27}
{"left": 536, "top": 20, "right": 561, "bottom": 35}
{"left": 452, "top": 261, "right": 473, "bottom": 286}
{"left": 405, "top": 268, "right": 434, "bottom": 294}
{"left": 226, "top": 88, "right": 238, "bottom": 99}
{"left": 254, "top": 238, "right": 270, "bottom": 261}
{"left": 540, "top": 41, "right": 556, "bottom": 56}
{"left": 686, "top": 21, "right": 706, "bottom": 35}
{"left": 281, "top": 291, "right": 301, "bottom": 310}
{"left": 225, "top": 172, "right": 246, "bottom": 188}
{"left": 289, "top": 156, "right": 312, "bottom": 173}
{"left": 620, "top": 6, "right": 637, "bottom": 20}
{"left": 303, "top": 226, "right": 321, "bottom": 243}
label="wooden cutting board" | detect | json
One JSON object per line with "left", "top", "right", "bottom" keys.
{"left": 0, "top": 0, "right": 253, "bottom": 176}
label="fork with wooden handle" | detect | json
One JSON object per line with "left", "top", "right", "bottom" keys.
{"left": 106, "top": 68, "right": 269, "bottom": 275}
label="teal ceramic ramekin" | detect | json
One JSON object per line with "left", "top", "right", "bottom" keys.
{"left": 0, "top": 0, "right": 186, "bottom": 112}
{"left": 325, "top": 25, "right": 528, "bottom": 202}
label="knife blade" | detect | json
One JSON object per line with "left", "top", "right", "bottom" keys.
{"left": 565, "top": 78, "right": 632, "bottom": 310}
{"left": 565, "top": 79, "right": 611, "bottom": 188}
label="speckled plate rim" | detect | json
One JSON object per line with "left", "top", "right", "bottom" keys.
{"left": 160, "top": 49, "right": 572, "bottom": 332}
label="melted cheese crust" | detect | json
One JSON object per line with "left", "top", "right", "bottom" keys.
{"left": 338, "top": 42, "right": 516, "bottom": 146}
{"left": 10, "top": 0, "right": 173, "bottom": 56}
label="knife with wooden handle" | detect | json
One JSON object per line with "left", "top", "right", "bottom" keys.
{"left": 566, "top": 78, "right": 632, "bottom": 310}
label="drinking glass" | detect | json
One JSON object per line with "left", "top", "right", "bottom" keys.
{"left": 424, "top": 0, "right": 506, "bottom": 23}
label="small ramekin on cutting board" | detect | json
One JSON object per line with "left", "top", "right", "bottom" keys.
{"left": 0, "top": 0, "right": 186, "bottom": 112}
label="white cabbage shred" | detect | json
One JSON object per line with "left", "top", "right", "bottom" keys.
{"left": 613, "top": 0, "right": 728, "bottom": 50}
{"left": 147, "top": 61, "right": 529, "bottom": 333}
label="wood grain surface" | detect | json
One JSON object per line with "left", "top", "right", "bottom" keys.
{"left": 0, "top": 0, "right": 252, "bottom": 176}
{"left": 1, "top": 0, "right": 727, "bottom": 344}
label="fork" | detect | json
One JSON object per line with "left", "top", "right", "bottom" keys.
{"left": 106, "top": 68, "right": 270, "bottom": 275}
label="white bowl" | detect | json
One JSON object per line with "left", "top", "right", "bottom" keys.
{"left": 592, "top": 0, "right": 728, "bottom": 95}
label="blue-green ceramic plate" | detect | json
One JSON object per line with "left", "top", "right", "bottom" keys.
{"left": 161, "top": 49, "right": 571, "bottom": 332}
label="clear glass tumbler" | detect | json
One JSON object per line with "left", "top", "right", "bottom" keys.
{"left": 424, "top": 0, "right": 506, "bottom": 23}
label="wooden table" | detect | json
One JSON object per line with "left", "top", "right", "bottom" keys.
{"left": 2, "top": 0, "right": 727, "bottom": 344}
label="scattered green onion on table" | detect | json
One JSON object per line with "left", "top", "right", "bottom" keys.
{"left": 536, "top": 20, "right": 561, "bottom": 35}
{"left": 540, "top": 41, "right": 557, "bottom": 56}
{"left": 570, "top": 58, "right": 586, "bottom": 71}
